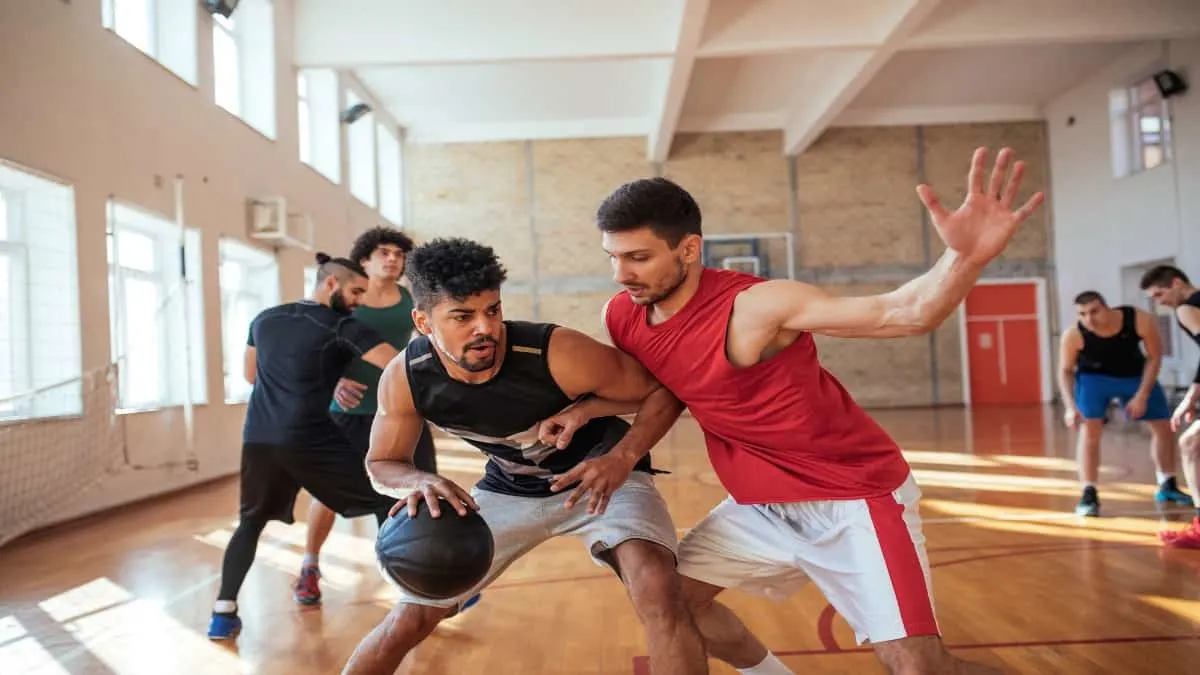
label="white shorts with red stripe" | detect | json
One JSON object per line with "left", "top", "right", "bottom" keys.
{"left": 676, "top": 472, "right": 939, "bottom": 646}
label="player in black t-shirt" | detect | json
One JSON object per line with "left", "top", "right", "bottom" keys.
{"left": 207, "top": 253, "right": 402, "bottom": 640}
{"left": 1141, "top": 265, "right": 1200, "bottom": 547}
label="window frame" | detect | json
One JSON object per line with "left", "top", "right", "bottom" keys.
{"left": 107, "top": 202, "right": 207, "bottom": 412}
{"left": 0, "top": 189, "right": 33, "bottom": 417}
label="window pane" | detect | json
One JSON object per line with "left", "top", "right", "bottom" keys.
{"left": 113, "top": 0, "right": 152, "bottom": 55}
{"left": 1144, "top": 144, "right": 1164, "bottom": 170}
{"left": 1139, "top": 115, "right": 1162, "bottom": 134}
{"left": 297, "top": 72, "right": 308, "bottom": 99}
{"left": 117, "top": 230, "right": 157, "bottom": 273}
{"left": 0, "top": 253, "right": 12, "bottom": 405}
{"left": 213, "top": 22, "right": 241, "bottom": 116}
{"left": 123, "top": 277, "right": 162, "bottom": 405}
{"left": 0, "top": 191, "right": 7, "bottom": 240}
{"left": 298, "top": 100, "right": 312, "bottom": 164}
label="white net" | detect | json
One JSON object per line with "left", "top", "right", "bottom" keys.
{"left": 0, "top": 364, "right": 126, "bottom": 549}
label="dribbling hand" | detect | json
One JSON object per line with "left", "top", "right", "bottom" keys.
{"left": 389, "top": 474, "right": 479, "bottom": 519}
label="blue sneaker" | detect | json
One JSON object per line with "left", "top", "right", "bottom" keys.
{"left": 461, "top": 593, "right": 482, "bottom": 611}
{"left": 1156, "top": 485, "right": 1194, "bottom": 506}
{"left": 1075, "top": 486, "right": 1100, "bottom": 517}
{"left": 207, "top": 612, "right": 242, "bottom": 640}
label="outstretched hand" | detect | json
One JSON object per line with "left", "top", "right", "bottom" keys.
{"left": 917, "top": 147, "right": 1046, "bottom": 267}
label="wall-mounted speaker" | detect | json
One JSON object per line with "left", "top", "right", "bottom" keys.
{"left": 201, "top": 0, "right": 239, "bottom": 19}
{"left": 1153, "top": 69, "right": 1188, "bottom": 99}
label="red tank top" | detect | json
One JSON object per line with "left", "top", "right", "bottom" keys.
{"left": 606, "top": 267, "right": 910, "bottom": 504}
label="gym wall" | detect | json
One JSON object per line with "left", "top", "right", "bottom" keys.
{"left": 0, "top": 0, "right": 380, "bottom": 526}
{"left": 403, "top": 122, "right": 1051, "bottom": 408}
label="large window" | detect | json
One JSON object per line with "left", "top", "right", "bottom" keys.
{"left": 1110, "top": 75, "right": 1173, "bottom": 178}
{"left": 0, "top": 162, "right": 82, "bottom": 421}
{"left": 219, "top": 239, "right": 279, "bottom": 403}
{"left": 212, "top": 14, "right": 241, "bottom": 117}
{"left": 377, "top": 123, "right": 403, "bottom": 225}
{"left": 346, "top": 89, "right": 378, "bottom": 208}
{"left": 297, "top": 73, "right": 312, "bottom": 166}
{"left": 107, "top": 202, "right": 206, "bottom": 411}
{"left": 210, "top": 0, "right": 277, "bottom": 138}
{"left": 101, "top": 0, "right": 198, "bottom": 84}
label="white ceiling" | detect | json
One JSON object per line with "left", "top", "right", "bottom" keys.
{"left": 291, "top": 0, "right": 1200, "bottom": 159}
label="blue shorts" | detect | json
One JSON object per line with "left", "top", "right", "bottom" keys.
{"left": 1074, "top": 373, "right": 1171, "bottom": 420}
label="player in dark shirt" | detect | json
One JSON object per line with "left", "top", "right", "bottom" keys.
{"left": 207, "top": 253, "right": 402, "bottom": 640}
{"left": 1141, "top": 265, "right": 1200, "bottom": 547}
{"left": 1057, "top": 290, "right": 1190, "bottom": 517}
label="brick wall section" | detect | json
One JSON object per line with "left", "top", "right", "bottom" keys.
{"left": 796, "top": 126, "right": 924, "bottom": 267}
{"left": 404, "top": 121, "right": 1050, "bottom": 407}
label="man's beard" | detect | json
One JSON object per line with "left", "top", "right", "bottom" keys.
{"left": 629, "top": 258, "right": 687, "bottom": 306}
{"left": 330, "top": 289, "right": 353, "bottom": 315}
{"left": 457, "top": 336, "right": 499, "bottom": 372}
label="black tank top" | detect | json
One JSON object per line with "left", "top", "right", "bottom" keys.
{"left": 1076, "top": 305, "right": 1145, "bottom": 378}
{"left": 405, "top": 320, "right": 655, "bottom": 497}
{"left": 1179, "top": 290, "right": 1200, "bottom": 384}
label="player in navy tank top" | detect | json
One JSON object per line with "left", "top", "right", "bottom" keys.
{"left": 1141, "top": 265, "right": 1200, "bottom": 547}
{"left": 341, "top": 238, "right": 708, "bottom": 675}
{"left": 556, "top": 148, "right": 1044, "bottom": 675}
{"left": 1056, "top": 290, "right": 1188, "bottom": 518}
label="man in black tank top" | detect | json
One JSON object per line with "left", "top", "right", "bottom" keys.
{"left": 342, "top": 238, "right": 708, "bottom": 675}
{"left": 1056, "top": 290, "right": 1189, "bottom": 517}
{"left": 1141, "top": 265, "right": 1200, "bottom": 547}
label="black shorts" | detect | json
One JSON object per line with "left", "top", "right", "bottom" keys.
{"left": 330, "top": 412, "right": 439, "bottom": 474}
{"left": 238, "top": 441, "right": 395, "bottom": 524}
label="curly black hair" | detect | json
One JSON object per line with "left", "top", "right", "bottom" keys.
{"left": 406, "top": 237, "right": 508, "bottom": 310}
{"left": 348, "top": 226, "right": 416, "bottom": 266}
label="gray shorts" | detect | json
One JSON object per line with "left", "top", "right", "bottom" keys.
{"left": 378, "top": 471, "right": 678, "bottom": 609}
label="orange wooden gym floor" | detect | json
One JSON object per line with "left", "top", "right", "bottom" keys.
{"left": 3, "top": 405, "right": 1199, "bottom": 674}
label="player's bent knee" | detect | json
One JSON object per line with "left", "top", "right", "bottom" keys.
{"left": 614, "top": 540, "right": 687, "bottom": 621}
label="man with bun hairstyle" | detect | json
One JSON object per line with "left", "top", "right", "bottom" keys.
{"left": 207, "top": 252, "right": 404, "bottom": 641}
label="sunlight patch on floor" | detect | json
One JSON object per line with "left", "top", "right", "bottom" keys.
{"left": 193, "top": 529, "right": 366, "bottom": 592}
{"left": 1137, "top": 594, "right": 1200, "bottom": 623}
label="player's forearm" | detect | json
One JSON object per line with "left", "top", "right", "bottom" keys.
{"left": 881, "top": 249, "right": 987, "bottom": 335}
{"left": 572, "top": 395, "right": 642, "bottom": 419}
{"left": 607, "top": 386, "right": 685, "bottom": 465}
{"left": 366, "top": 458, "right": 429, "bottom": 499}
{"left": 1136, "top": 356, "right": 1162, "bottom": 399}
{"left": 1058, "top": 370, "right": 1077, "bottom": 410}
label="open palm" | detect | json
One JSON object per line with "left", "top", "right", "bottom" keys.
{"left": 917, "top": 147, "right": 1045, "bottom": 267}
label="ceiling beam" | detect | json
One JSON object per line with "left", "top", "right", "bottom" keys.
{"left": 907, "top": 0, "right": 1200, "bottom": 51}
{"left": 782, "top": 0, "right": 945, "bottom": 157}
{"left": 647, "top": 0, "right": 711, "bottom": 162}
{"left": 836, "top": 104, "right": 1043, "bottom": 128}
{"left": 694, "top": 0, "right": 1200, "bottom": 58}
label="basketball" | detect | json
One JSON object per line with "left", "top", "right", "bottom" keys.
{"left": 375, "top": 499, "right": 495, "bottom": 600}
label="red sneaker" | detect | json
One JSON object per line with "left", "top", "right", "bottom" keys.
{"left": 293, "top": 566, "right": 322, "bottom": 605}
{"left": 1159, "top": 518, "right": 1200, "bottom": 549}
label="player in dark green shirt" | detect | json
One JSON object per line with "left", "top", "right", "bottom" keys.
{"left": 294, "top": 226, "right": 441, "bottom": 607}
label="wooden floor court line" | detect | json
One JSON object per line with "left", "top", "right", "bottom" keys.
{"left": 631, "top": 634, "right": 1200, "bottom": 673}
{"left": 629, "top": 537, "right": 1184, "bottom": 672}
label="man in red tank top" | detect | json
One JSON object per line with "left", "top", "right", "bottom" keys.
{"left": 546, "top": 147, "right": 1044, "bottom": 675}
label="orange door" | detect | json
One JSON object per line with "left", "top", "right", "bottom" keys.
{"left": 965, "top": 283, "right": 1043, "bottom": 405}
